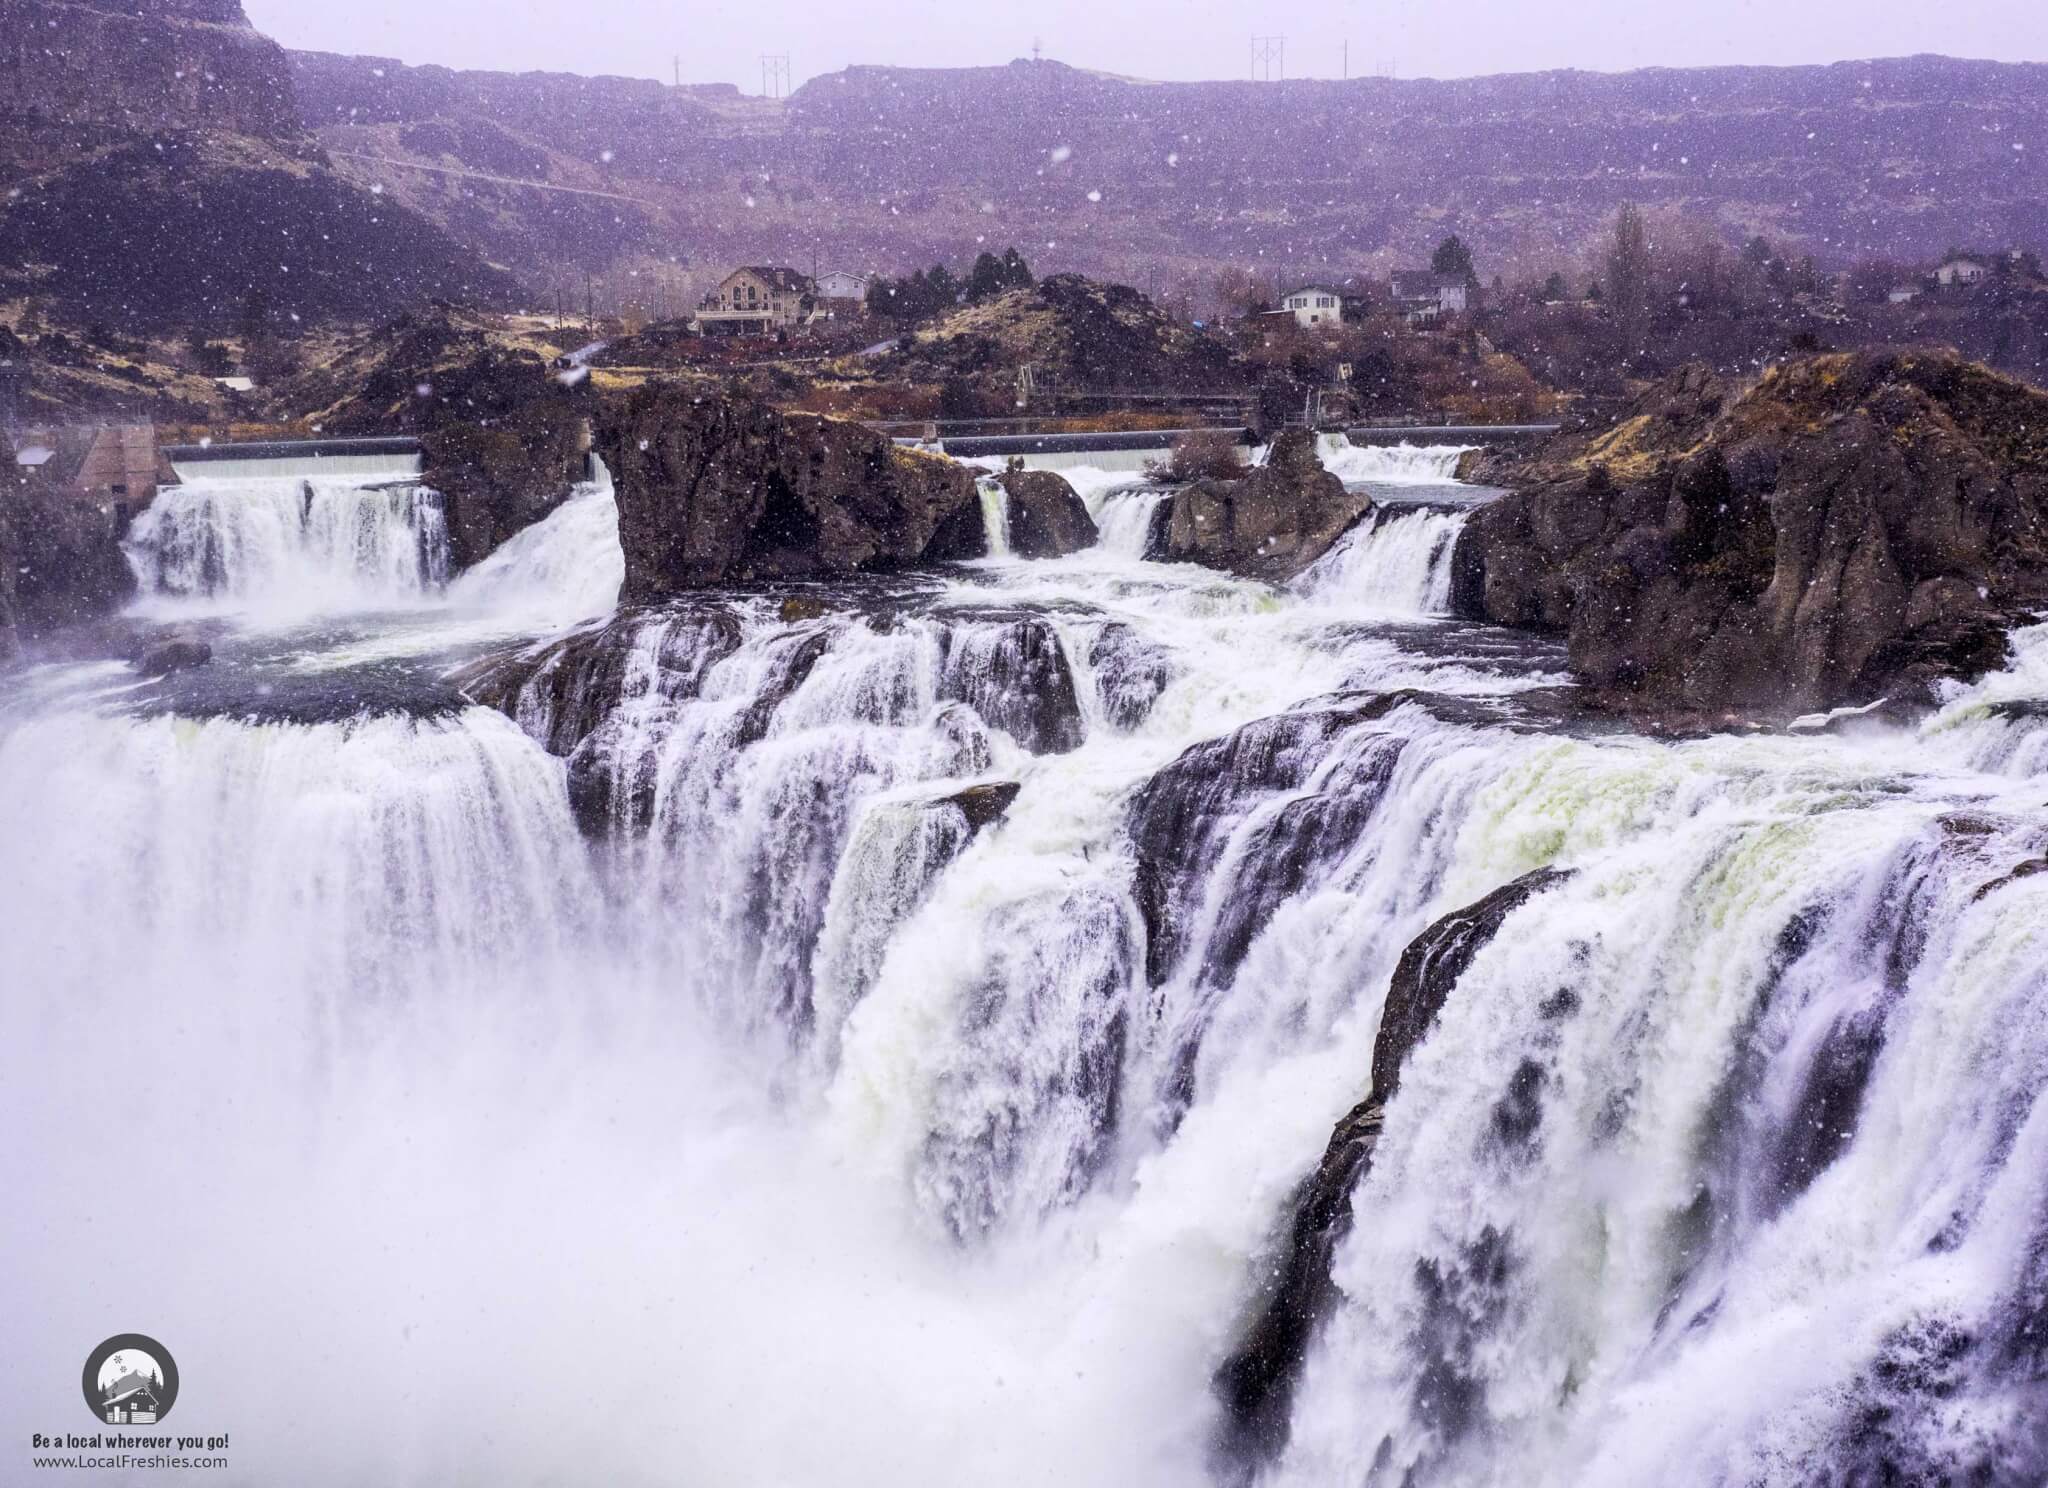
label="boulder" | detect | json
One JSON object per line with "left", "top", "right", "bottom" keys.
{"left": 937, "top": 781, "right": 1022, "bottom": 834}
{"left": 136, "top": 638, "right": 213, "bottom": 677}
{"left": 1453, "top": 352, "right": 2048, "bottom": 722}
{"left": 1157, "top": 428, "right": 1367, "bottom": 581}
{"left": 596, "top": 385, "right": 981, "bottom": 595}
{"left": 998, "top": 469, "right": 1098, "bottom": 557}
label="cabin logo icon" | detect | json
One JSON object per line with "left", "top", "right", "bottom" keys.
{"left": 82, "top": 1335, "right": 179, "bottom": 1426}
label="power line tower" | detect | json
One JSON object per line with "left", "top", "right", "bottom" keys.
{"left": 1251, "top": 35, "right": 1285, "bottom": 82}
{"left": 759, "top": 53, "right": 792, "bottom": 99}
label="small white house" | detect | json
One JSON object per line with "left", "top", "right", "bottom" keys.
{"left": 1279, "top": 285, "right": 1344, "bottom": 329}
{"left": 1936, "top": 256, "right": 1989, "bottom": 288}
{"left": 816, "top": 269, "right": 871, "bottom": 303}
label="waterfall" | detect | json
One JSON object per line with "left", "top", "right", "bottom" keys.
{"left": 8, "top": 443, "right": 2048, "bottom": 1485}
{"left": 447, "top": 466, "right": 625, "bottom": 624}
{"left": 1296, "top": 507, "right": 1469, "bottom": 613}
{"left": 125, "top": 474, "right": 450, "bottom": 611}
{"left": 978, "top": 477, "right": 1015, "bottom": 558}
{"left": 1314, "top": 434, "right": 1474, "bottom": 485}
{"left": 1092, "top": 489, "right": 1173, "bottom": 559}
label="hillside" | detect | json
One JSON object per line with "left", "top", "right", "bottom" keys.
{"left": 0, "top": 0, "right": 520, "bottom": 332}
{"left": 282, "top": 50, "right": 2046, "bottom": 297}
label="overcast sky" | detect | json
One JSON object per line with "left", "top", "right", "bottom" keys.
{"left": 246, "top": 0, "right": 2048, "bottom": 90}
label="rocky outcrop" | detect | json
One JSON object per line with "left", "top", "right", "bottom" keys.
{"left": 0, "top": 1, "right": 522, "bottom": 331}
{"left": 0, "top": 0, "right": 300, "bottom": 147}
{"left": 1213, "top": 867, "right": 1573, "bottom": 1464}
{"left": 936, "top": 612, "right": 1085, "bottom": 755}
{"left": 597, "top": 385, "right": 981, "bottom": 595}
{"left": 136, "top": 637, "right": 212, "bottom": 677}
{"left": 0, "top": 485, "right": 135, "bottom": 663}
{"left": 1158, "top": 429, "right": 1367, "bottom": 582}
{"left": 1453, "top": 352, "right": 2048, "bottom": 722}
{"left": 412, "top": 352, "right": 593, "bottom": 570}
{"left": 998, "top": 470, "right": 1098, "bottom": 558}
{"left": 936, "top": 780, "right": 1021, "bottom": 833}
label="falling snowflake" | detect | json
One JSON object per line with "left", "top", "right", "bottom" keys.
{"left": 1049, "top": 145, "right": 1073, "bottom": 164}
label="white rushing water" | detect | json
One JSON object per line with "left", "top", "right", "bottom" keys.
{"left": 1314, "top": 434, "right": 1474, "bottom": 486}
{"left": 126, "top": 473, "right": 451, "bottom": 615}
{"left": 5, "top": 448, "right": 2047, "bottom": 1488}
{"left": 1297, "top": 507, "right": 1469, "bottom": 613}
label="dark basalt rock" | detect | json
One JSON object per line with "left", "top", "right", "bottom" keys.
{"left": 1088, "top": 621, "right": 1176, "bottom": 730}
{"left": 940, "top": 781, "right": 1023, "bottom": 834}
{"left": 1453, "top": 352, "right": 2048, "bottom": 722}
{"left": 135, "top": 638, "right": 213, "bottom": 677}
{"left": 410, "top": 350, "right": 594, "bottom": 570}
{"left": 597, "top": 385, "right": 980, "bottom": 594}
{"left": 454, "top": 604, "right": 744, "bottom": 759}
{"left": 998, "top": 469, "right": 1098, "bottom": 558}
{"left": 935, "top": 614, "right": 1085, "bottom": 755}
{"left": 1213, "top": 867, "right": 1574, "bottom": 1467}
{"left": 0, "top": 485, "right": 135, "bottom": 664}
{"left": 1126, "top": 707, "right": 1367, "bottom": 986}
{"left": 1157, "top": 428, "right": 1369, "bottom": 582}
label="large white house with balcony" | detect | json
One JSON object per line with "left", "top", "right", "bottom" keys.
{"left": 694, "top": 266, "right": 817, "bottom": 335}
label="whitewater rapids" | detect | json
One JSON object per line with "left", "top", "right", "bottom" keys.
{"left": 2, "top": 447, "right": 2045, "bottom": 1487}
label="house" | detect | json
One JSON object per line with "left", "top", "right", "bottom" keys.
{"left": 694, "top": 266, "right": 817, "bottom": 335}
{"left": 1888, "top": 284, "right": 1923, "bottom": 305}
{"left": 1936, "top": 255, "right": 1989, "bottom": 288}
{"left": 815, "top": 269, "right": 871, "bottom": 306}
{"left": 1278, "top": 284, "right": 1345, "bottom": 329}
{"left": 101, "top": 1371, "right": 160, "bottom": 1425}
{"left": 1390, "top": 270, "right": 1471, "bottom": 323}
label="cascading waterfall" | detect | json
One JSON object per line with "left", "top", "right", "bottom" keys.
{"left": 1313, "top": 434, "right": 1474, "bottom": 486}
{"left": 1297, "top": 507, "right": 1469, "bottom": 613}
{"left": 7, "top": 435, "right": 2048, "bottom": 1487}
{"left": 125, "top": 473, "right": 450, "bottom": 610}
{"left": 978, "top": 477, "right": 1015, "bottom": 558}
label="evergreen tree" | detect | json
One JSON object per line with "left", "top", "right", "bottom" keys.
{"left": 1431, "top": 234, "right": 1477, "bottom": 285}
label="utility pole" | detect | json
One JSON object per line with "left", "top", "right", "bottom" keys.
{"left": 1251, "top": 35, "right": 1285, "bottom": 83}
{"left": 759, "top": 53, "right": 791, "bottom": 99}
{"left": 585, "top": 271, "right": 594, "bottom": 335}
{"left": 1342, "top": 41, "right": 1348, "bottom": 80}
{"left": 673, "top": 56, "right": 680, "bottom": 88}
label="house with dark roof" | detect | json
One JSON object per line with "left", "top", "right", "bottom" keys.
{"left": 1390, "top": 270, "right": 1471, "bottom": 323}
{"left": 1936, "top": 254, "right": 1990, "bottom": 288}
{"left": 101, "top": 1371, "right": 160, "bottom": 1425}
{"left": 695, "top": 266, "right": 818, "bottom": 334}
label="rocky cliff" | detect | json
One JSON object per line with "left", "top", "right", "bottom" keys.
{"left": 596, "top": 387, "right": 981, "bottom": 595}
{"left": 1157, "top": 428, "right": 1367, "bottom": 582}
{"left": 0, "top": 477, "right": 135, "bottom": 663}
{"left": 0, "top": 0, "right": 522, "bottom": 329}
{"left": 0, "top": 0, "right": 298, "bottom": 150}
{"left": 1453, "top": 352, "right": 2048, "bottom": 722}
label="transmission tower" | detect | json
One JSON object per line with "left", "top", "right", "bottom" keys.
{"left": 1251, "top": 35, "right": 1285, "bottom": 82}
{"left": 759, "top": 53, "right": 792, "bottom": 99}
